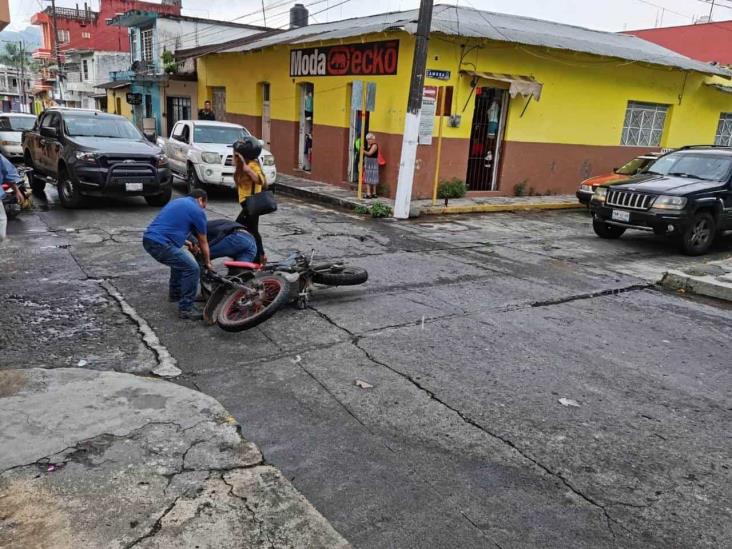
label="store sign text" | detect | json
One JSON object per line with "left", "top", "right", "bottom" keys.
{"left": 290, "top": 41, "right": 399, "bottom": 77}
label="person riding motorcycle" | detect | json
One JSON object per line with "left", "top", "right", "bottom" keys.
{"left": 0, "top": 153, "right": 25, "bottom": 242}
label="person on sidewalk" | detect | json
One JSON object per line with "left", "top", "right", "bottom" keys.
{"left": 142, "top": 190, "right": 213, "bottom": 320}
{"left": 233, "top": 137, "right": 267, "bottom": 263}
{"left": 362, "top": 133, "right": 380, "bottom": 199}
{"left": 0, "top": 153, "right": 24, "bottom": 242}
{"left": 198, "top": 100, "right": 216, "bottom": 121}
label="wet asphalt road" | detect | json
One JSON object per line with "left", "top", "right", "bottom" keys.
{"left": 2, "top": 184, "right": 731, "bottom": 548}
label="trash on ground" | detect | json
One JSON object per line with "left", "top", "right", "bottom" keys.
{"left": 355, "top": 379, "right": 373, "bottom": 389}
{"left": 292, "top": 355, "right": 302, "bottom": 363}
{"left": 77, "top": 359, "right": 88, "bottom": 367}
{"left": 558, "top": 398, "right": 580, "bottom": 407}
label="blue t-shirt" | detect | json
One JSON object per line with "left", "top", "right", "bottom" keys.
{"left": 143, "top": 196, "right": 207, "bottom": 248}
{"left": 0, "top": 153, "right": 22, "bottom": 200}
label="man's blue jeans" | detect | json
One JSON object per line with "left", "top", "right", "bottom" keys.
{"left": 209, "top": 231, "right": 257, "bottom": 262}
{"left": 143, "top": 238, "right": 199, "bottom": 311}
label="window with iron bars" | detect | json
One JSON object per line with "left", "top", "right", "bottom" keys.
{"left": 621, "top": 101, "right": 669, "bottom": 147}
{"left": 141, "top": 28, "right": 154, "bottom": 63}
{"left": 714, "top": 113, "right": 732, "bottom": 146}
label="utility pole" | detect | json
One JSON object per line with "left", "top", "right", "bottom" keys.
{"left": 393, "top": 0, "right": 434, "bottom": 219}
{"left": 19, "top": 41, "right": 27, "bottom": 113}
{"left": 709, "top": 0, "right": 716, "bottom": 21}
{"left": 48, "top": 0, "right": 64, "bottom": 105}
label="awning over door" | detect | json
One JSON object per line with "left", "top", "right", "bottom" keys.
{"left": 705, "top": 81, "right": 732, "bottom": 94}
{"left": 460, "top": 70, "right": 543, "bottom": 101}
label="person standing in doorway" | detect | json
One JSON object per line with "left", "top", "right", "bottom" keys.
{"left": 363, "top": 133, "right": 380, "bottom": 199}
{"left": 198, "top": 100, "right": 216, "bottom": 121}
{"left": 142, "top": 189, "right": 212, "bottom": 320}
{"left": 233, "top": 137, "right": 267, "bottom": 263}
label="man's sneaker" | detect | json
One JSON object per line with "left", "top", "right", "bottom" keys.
{"left": 178, "top": 307, "right": 203, "bottom": 320}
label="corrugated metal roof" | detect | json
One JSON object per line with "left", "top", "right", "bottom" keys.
{"left": 218, "top": 4, "right": 729, "bottom": 77}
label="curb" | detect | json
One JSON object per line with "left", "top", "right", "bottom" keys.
{"left": 421, "top": 202, "right": 585, "bottom": 215}
{"left": 273, "top": 181, "right": 361, "bottom": 211}
{"left": 660, "top": 270, "right": 732, "bottom": 302}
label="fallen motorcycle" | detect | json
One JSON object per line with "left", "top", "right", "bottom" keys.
{"left": 202, "top": 251, "right": 368, "bottom": 332}
{"left": 2, "top": 167, "right": 32, "bottom": 220}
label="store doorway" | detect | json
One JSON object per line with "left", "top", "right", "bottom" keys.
{"left": 467, "top": 87, "right": 508, "bottom": 191}
{"left": 261, "top": 82, "right": 271, "bottom": 146}
{"left": 166, "top": 96, "right": 191, "bottom": 137}
{"left": 298, "top": 83, "right": 313, "bottom": 171}
{"left": 347, "top": 105, "right": 370, "bottom": 183}
{"left": 212, "top": 87, "right": 226, "bottom": 121}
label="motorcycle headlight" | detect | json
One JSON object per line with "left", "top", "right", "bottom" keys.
{"left": 156, "top": 153, "right": 168, "bottom": 167}
{"left": 653, "top": 195, "right": 687, "bottom": 210}
{"left": 75, "top": 151, "right": 98, "bottom": 163}
{"left": 260, "top": 154, "right": 275, "bottom": 167}
{"left": 201, "top": 152, "right": 221, "bottom": 164}
{"left": 592, "top": 187, "right": 608, "bottom": 202}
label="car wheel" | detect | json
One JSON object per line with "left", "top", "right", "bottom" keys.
{"left": 680, "top": 212, "right": 715, "bottom": 256}
{"left": 145, "top": 186, "right": 172, "bottom": 207}
{"left": 592, "top": 219, "right": 626, "bottom": 239}
{"left": 186, "top": 165, "right": 201, "bottom": 194}
{"left": 24, "top": 151, "right": 45, "bottom": 193}
{"left": 57, "top": 168, "right": 84, "bottom": 209}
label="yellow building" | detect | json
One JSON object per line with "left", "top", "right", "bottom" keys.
{"left": 184, "top": 5, "right": 732, "bottom": 198}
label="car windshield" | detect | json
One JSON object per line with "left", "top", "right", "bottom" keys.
{"left": 194, "top": 125, "right": 250, "bottom": 144}
{"left": 0, "top": 116, "right": 35, "bottom": 131}
{"left": 646, "top": 152, "right": 732, "bottom": 182}
{"left": 64, "top": 115, "right": 142, "bottom": 139}
{"left": 615, "top": 157, "right": 652, "bottom": 175}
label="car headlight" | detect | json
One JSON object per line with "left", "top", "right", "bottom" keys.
{"left": 0, "top": 140, "right": 18, "bottom": 146}
{"left": 579, "top": 184, "right": 593, "bottom": 193}
{"left": 75, "top": 151, "right": 98, "bottom": 163}
{"left": 156, "top": 153, "right": 168, "bottom": 167}
{"left": 592, "top": 187, "right": 608, "bottom": 202}
{"left": 653, "top": 195, "right": 687, "bottom": 210}
{"left": 260, "top": 154, "right": 275, "bottom": 167}
{"left": 201, "top": 152, "right": 221, "bottom": 164}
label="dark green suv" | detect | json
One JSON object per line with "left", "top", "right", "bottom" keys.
{"left": 590, "top": 146, "right": 732, "bottom": 255}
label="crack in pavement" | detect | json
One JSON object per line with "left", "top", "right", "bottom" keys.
{"left": 221, "top": 472, "right": 277, "bottom": 549}
{"left": 350, "top": 338, "right": 634, "bottom": 545}
{"left": 530, "top": 284, "right": 655, "bottom": 308}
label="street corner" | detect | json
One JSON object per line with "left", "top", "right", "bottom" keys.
{"left": 660, "top": 256, "right": 732, "bottom": 302}
{"left": 0, "top": 367, "right": 349, "bottom": 549}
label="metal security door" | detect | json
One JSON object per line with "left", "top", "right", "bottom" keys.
{"left": 212, "top": 87, "right": 226, "bottom": 121}
{"left": 467, "top": 87, "right": 506, "bottom": 191}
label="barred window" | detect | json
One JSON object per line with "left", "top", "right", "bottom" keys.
{"left": 714, "top": 113, "right": 732, "bottom": 146}
{"left": 621, "top": 101, "right": 669, "bottom": 146}
{"left": 141, "top": 28, "right": 154, "bottom": 62}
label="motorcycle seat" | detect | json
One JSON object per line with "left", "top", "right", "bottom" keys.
{"left": 224, "top": 260, "right": 261, "bottom": 270}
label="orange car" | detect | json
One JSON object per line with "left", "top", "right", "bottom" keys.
{"left": 576, "top": 153, "right": 663, "bottom": 205}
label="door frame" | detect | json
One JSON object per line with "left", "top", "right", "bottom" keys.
{"left": 260, "top": 82, "right": 271, "bottom": 146}
{"left": 490, "top": 91, "right": 510, "bottom": 191}
{"left": 297, "top": 82, "right": 313, "bottom": 171}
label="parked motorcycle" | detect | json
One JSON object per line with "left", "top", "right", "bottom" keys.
{"left": 202, "top": 251, "right": 368, "bottom": 332}
{"left": 2, "top": 167, "right": 32, "bottom": 220}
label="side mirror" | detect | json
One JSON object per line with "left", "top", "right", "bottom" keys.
{"left": 40, "top": 126, "right": 58, "bottom": 139}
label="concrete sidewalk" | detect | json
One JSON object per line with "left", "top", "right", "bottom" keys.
{"left": 273, "top": 174, "right": 583, "bottom": 217}
{"left": 0, "top": 368, "right": 349, "bottom": 549}
{"left": 660, "top": 256, "right": 732, "bottom": 302}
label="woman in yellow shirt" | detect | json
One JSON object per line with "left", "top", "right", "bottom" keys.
{"left": 233, "top": 138, "right": 267, "bottom": 262}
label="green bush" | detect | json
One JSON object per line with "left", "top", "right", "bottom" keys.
{"left": 514, "top": 180, "right": 527, "bottom": 196}
{"left": 437, "top": 178, "right": 467, "bottom": 206}
{"left": 354, "top": 202, "right": 392, "bottom": 218}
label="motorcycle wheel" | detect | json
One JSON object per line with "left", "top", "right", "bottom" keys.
{"left": 312, "top": 265, "right": 368, "bottom": 286}
{"left": 216, "top": 274, "right": 290, "bottom": 332}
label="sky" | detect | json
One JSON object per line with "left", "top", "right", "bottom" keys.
{"left": 7, "top": 0, "right": 732, "bottom": 32}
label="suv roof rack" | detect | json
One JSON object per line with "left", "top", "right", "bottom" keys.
{"left": 676, "top": 144, "right": 732, "bottom": 151}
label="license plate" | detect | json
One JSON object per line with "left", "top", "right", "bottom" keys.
{"left": 125, "top": 183, "right": 143, "bottom": 192}
{"left": 611, "top": 210, "right": 630, "bottom": 223}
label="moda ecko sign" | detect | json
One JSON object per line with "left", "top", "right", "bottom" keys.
{"left": 290, "top": 40, "right": 399, "bottom": 77}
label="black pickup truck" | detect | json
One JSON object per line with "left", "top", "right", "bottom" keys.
{"left": 22, "top": 108, "right": 172, "bottom": 208}
{"left": 590, "top": 146, "right": 732, "bottom": 255}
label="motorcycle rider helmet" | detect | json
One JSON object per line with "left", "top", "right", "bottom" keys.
{"left": 233, "top": 136, "right": 261, "bottom": 161}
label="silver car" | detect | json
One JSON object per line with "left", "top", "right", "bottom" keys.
{"left": 0, "top": 113, "right": 36, "bottom": 161}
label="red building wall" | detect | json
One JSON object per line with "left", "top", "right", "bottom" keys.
{"left": 627, "top": 21, "right": 732, "bottom": 66}
{"left": 33, "top": 0, "right": 181, "bottom": 55}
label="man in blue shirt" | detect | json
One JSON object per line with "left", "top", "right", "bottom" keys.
{"left": 0, "top": 153, "right": 23, "bottom": 242}
{"left": 143, "top": 189, "right": 213, "bottom": 320}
